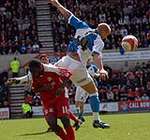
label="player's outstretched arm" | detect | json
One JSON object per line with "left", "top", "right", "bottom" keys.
{"left": 92, "top": 52, "right": 108, "bottom": 81}
{"left": 7, "top": 73, "right": 32, "bottom": 85}
{"left": 49, "top": 0, "right": 89, "bottom": 29}
{"left": 49, "top": 0, "right": 72, "bottom": 20}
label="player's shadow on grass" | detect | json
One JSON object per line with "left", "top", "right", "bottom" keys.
{"left": 19, "top": 130, "right": 50, "bottom": 136}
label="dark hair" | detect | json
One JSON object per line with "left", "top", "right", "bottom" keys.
{"left": 29, "top": 60, "right": 42, "bottom": 73}
{"left": 39, "top": 54, "right": 48, "bottom": 60}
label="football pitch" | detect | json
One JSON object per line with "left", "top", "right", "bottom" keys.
{"left": 0, "top": 113, "right": 150, "bottom": 140}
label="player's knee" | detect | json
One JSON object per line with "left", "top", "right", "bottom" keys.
{"left": 47, "top": 119, "right": 58, "bottom": 132}
{"left": 60, "top": 116, "right": 71, "bottom": 128}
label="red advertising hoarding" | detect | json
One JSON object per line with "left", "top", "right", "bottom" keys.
{"left": 119, "top": 100, "right": 150, "bottom": 112}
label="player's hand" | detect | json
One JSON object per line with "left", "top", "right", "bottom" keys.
{"left": 99, "top": 69, "right": 109, "bottom": 81}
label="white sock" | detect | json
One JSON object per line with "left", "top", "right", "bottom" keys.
{"left": 76, "top": 107, "right": 80, "bottom": 113}
{"left": 93, "top": 112, "right": 101, "bottom": 122}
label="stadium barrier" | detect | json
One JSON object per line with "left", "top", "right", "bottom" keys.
{"left": 32, "top": 106, "right": 43, "bottom": 116}
{"left": 32, "top": 102, "right": 119, "bottom": 116}
{"left": 1, "top": 50, "right": 150, "bottom": 72}
{"left": 102, "top": 50, "right": 150, "bottom": 62}
{"left": 119, "top": 100, "right": 150, "bottom": 112}
{"left": 1, "top": 101, "right": 149, "bottom": 119}
{"left": 32, "top": 101, "right": 150, "bottom": 116}
{"left": 47, "top": 50, "right": 150, "bottom": 70}
{"left": 0, "top": 108, "right": 10, "bottom": 119}
{"left": 46, "top": 50, "right": 150, "bottom": 63}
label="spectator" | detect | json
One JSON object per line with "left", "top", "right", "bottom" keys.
{"left": 60, "top": 41, "right": 67, "bottom": 52}
{"left": 141, "top": 93, "right": 149, "bottom": 101}
{"left": 10, "top": 57, "right": 20, "bottom": 77}
{"left": 135, "top": 96, "right": 142, "bottom": 101}
{"left": 24, "top": 91, "right": 33, "bottom": 105}
{"left": 19, "top": 40, "right": 27, "bottom": 54}
{"left": 146, "top": 81, "right": 150, "bottom": 97}
{"left": 0, "top": 0, "right": 38, "bottom": 55}
{"left": 119, "top": 87, "right": 128, "bottom": 101}
{"left": 22, "top": 101, "right": 33, "bottom": 118}
{"left": 98, "top": 86, "right": 107, "bottom": 102}
{"left": 32, "top": 92, "right": 41, "bottom": 106}
{"left": 0, "top": 71, "right": 9, "bottom": 107}
{"left": 32, "top": 41, "right": 40, "bottom": 53}
{"left": 106, "top": 89, "right": 114, "bottom": 102}
{"left": 68, "top": 84, "right": 76, "bottom": 104}
{"left": 112, "top": 85, "right": 120, "bottom": 101}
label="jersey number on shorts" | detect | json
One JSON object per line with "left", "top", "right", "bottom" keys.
{"left": 62, "top": 106, "right": 68, "bottom": 114}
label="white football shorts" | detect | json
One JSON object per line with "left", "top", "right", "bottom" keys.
{"left": 75, "top": 86, "right": 88, "bottom": 103}
{"left": 55, "top": 55, "right": 94, "bottom": 86}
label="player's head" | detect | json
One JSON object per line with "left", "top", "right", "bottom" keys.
{"left": 29, "top": 60, "right": 43, "bottom": 78}
{"left": 97, "top": 23, "right": 111, "bottom": 39}
{"left": 39, "top": 54, "right": 49, "bottom": 64}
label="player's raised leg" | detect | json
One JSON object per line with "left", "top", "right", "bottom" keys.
{"left": 81, "top": 80, "right": 110, "bottom": 128}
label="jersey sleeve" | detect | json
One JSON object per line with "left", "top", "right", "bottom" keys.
{"left": 44, "top": 64, "right": 71, "bottom": 77}
{"left": 68, "top": 14, "right": 89, "bottom": 30}
{"left": 92, "top": 36, "right": 104, "bottom": 54}
{"left": 43, "top": 63, "right": 60, "bottom": 75}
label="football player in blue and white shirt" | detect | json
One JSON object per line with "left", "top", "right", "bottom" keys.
{"left": 49, "top": 0, "right": 111, "bottom": 128}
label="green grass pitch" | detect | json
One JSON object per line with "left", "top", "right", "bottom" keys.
{"left": 0, "top": 113, "right": 150, "bottom": 140}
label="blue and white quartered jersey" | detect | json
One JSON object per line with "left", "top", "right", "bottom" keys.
{"left": 87, "top": 64, "right": 99, "bottom": 87}
{"left": 67, "top": 15, "right": 104, "bottom": 64}
{"left": 87, "top": 64, "right": 99, "bottom": 78}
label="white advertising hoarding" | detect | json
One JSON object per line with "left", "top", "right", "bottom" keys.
{"left": 103, "top": 50, "right": 150, "bottom": 62}
{"left": 0, "top": 108, "right": 9, "bottom": 119}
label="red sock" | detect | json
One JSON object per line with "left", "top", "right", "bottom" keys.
{"left": 69, "top": 112, "right": 79, "bottom": 122}
{"left": 56, "top": 126, "right": 67, "bottom": 140}
{"left": 65, "top": 126, "right": 75, "bottom": 140}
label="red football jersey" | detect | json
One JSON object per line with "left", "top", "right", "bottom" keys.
{"left": 32, "top": 72, "right": 65, "bottom": 109}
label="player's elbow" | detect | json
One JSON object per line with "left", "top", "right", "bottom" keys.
{"left": 92, "top": 52, "right": 101, "bottom": 60}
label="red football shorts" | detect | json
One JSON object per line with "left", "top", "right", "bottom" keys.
{"left": 43, "top": 96, "right": 70, "bottom": 118}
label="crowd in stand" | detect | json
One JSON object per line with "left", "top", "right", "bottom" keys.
{"left": 51, "top": 0, "right": 150, "bottom": 51}
{"left": 0, "top": 71, "right": 9, "bottom": 107}
{"left": 0, "top": 0, "right": 40, "bottom": 55}
{"left": 1, "top": 0, "right": 150, "bottom": 54}
{"left": 98, "top": 61, "right": 150, "bottom": 102}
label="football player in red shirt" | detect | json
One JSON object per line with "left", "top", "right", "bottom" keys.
{"left": 29, "top": 60, "right": 75, "bottom": 140}
{"left": 39, "top": 54, "right": 81, "bottom": 131}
